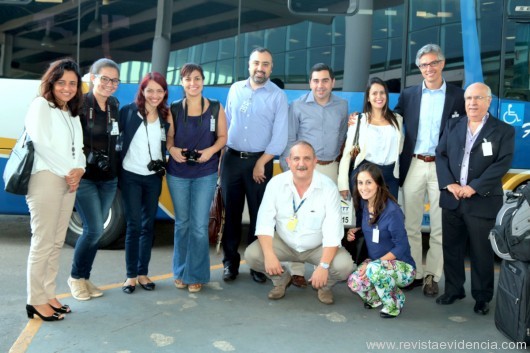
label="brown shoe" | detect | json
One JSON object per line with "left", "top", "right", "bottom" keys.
{"left": 291, "top": 275, "right": 308, "bottom": 288}
{"left": 423, "top": 275, "right": 439, "bottom": 297}
{"left": 317, "top": 288, "right": 334, "bottom": 304}
{"left": 268, "top": 275, "right": 292, "bottom": 300}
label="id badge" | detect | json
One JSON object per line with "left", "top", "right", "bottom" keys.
{"left": 110, "top": 120, "right": 119, "bottom": 136}
{"left": 160, "top": 127, "right": 166, "bottom": 142}
{"left": 287, "top": 216, "right": 298, "bottom": 232}
{"left": 210, "top": 116, "right": 215, "bottom": 132}
{"left": 372, "top": 228, "right": 380, "bottom": 243}
{"left": 482, "top": 140, "right": 492, "bottom": 156}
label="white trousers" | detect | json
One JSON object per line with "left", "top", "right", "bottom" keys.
{"left": 402, "top": 158, "right": 443, "bottom": 282}
{"left": 26, "top": 171, "right": 76, "bottom": 305}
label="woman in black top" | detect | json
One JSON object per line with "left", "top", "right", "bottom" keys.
{"left": 67, "top": 58, "right": 121, "bottom": 302}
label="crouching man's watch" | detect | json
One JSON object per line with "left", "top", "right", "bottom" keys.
{"left": 319, "top": 262, "right": 330, "bottom": 270}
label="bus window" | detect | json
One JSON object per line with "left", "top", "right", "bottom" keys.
{"left": 503, "top": 16, "right": 530, "bottom": 101}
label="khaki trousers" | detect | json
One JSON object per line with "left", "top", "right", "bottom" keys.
{"left": 402, "top": 158, "right": 443, "bottom": 282}
{"left": 26, "top": 171, "right": 76, "bottom": 305}
{"left": 245, "top": 234, "right": 354, "bottom": 288}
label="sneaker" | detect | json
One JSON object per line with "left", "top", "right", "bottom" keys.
{"left": 268, "top": 274, "right": 292, "bottom": 300}
{"left": 85, "top": 279, "right": 103, "bottom": 298}
{"left": 67, "top": 277, "right": 90, "bottom": 301}
{"left": 317, "top": 288, "right": 334, "bottom": 305}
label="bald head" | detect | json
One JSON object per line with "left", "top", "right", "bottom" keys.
{"left": 464, "top": 82, "right": 492, "bottom": 121}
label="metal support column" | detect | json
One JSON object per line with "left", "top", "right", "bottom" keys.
{"left": 342, "top": 0, "right": 373, "bottom": 92}
{"left": 151, "top": 0, "right": 173, "bottom": 75}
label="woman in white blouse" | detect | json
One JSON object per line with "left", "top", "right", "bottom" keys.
{"left": 25, "top": 58, "right": 86, "bottom": 321}
{"left": 338, "top": 77, "right": 404, "bottom": 200}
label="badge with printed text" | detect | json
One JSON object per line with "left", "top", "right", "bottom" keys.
{"left": 287, "top": 216, "right": 298, "bottom": 232}
{"left": 161, "top": 127, "right": 166, "bottom": 141}
{"left": 372, "top": 228, "right": 380, "bottom": 243}
{"left": 482, "top": 139, "right": 492, "bottom": 156}
{"left": 110, "top": 120, "right": 119, "bottom": 136}
{"left": 210, "top": 116, "right": 215, "bottom": 132}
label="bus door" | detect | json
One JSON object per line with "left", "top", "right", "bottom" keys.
{"left": 498, "top": 2, "right": 530, "bottom": 172}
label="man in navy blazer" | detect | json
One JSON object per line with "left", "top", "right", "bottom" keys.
{"left": 435, "top": 82, "right": 515, "bottom": 315}
{"left": 394, "top": 44, "right": 466, "bottom": 297}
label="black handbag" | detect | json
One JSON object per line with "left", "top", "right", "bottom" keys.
{"left": 3, "top": 130, "right": 34, "bottom": 195}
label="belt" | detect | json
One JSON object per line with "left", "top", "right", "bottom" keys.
{"left": 413, "top": 154, "right": 435, "bottom": 162}
{"left": 317, "top": 160, "right": 334, "bottom": 166}
{"left": 227, "top": 147, "right": 264, "bottom": 159}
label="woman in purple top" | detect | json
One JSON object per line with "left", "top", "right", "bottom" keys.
{"left": 346, "top": 163, "right": 416, "bottom": 318}
{"left": 166, "top": 63, "right": 227, "bottom": 293}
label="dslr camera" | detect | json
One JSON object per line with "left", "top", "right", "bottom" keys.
{"left": 87, "top": 149, "right": 110, "bottom": 172}
{"left": 147, "top": 159, "right": 166, "bottom": 177}
{"left": 181, "top": 149, "right": 202, "bottom": 166}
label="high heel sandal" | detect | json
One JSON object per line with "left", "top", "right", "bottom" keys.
{"left": 50, "top": 304, "right": 71, "bottom": 314}
{"left": 26, "top": 304, "right": 64, "bottom": 321}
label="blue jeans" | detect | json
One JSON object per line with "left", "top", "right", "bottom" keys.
{"left": 167, "top": 172, "right": 217, "bottom": 284}
{"left": 71, "top": 178, "right": 118, "bottom": 279}
{"left": 120, "top": 169, "right": 162, "bottom": 278}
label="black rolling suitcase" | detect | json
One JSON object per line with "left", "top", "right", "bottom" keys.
{"left": 495, "top": 260, "right": 530, "bottom": 343}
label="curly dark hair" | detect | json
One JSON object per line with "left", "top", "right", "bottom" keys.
{"left": 40, "top": 58, "right": 83, "bottom": 116}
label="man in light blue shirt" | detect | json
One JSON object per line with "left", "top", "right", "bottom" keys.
{"left": 279, "top": 63, "right": 348, "bottom": 287}
{"left": 221, "top": 47, "right": 288, "bottom": 283}
{"left": 394, "top": 44, "right": 465, "bottom": 297}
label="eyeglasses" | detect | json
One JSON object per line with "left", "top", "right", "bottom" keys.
{"left": 418, "top": 60, "right": 442, "bottom": 70}
{"left": 95, "top": 74, "right": 120, "bottom": 86}
{"left": 464, "top": 95, "right": 490, "bottom": 102}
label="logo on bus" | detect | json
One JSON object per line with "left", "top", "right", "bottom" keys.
{"left": 501, "top": 102, "right": 525, "bottom": 126}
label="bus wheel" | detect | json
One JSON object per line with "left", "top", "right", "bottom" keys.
{"left": 65, "top": 190, "right": 126, "bottom": 249}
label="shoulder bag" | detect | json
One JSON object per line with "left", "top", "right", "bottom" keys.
{"left": 350, "top": 113, "right": 362, "bottom": 159}
{"left": 3, "top": 130, "right": 34, "bottom": 195}
{"left": 208, "top": 184, "right": 224, "bottom": 253}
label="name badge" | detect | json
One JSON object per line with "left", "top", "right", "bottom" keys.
{"left": 482, "top": 139, "right": 492, "bottom": 156}
{"left": 210, "top": 116, "right": 216, "bottom": 132}
{"left": 287, "top": 216, "right": 298, "bottom": 232}
{"left": 160, "top": 127, "right": 166, "bottom": 142}
{"left": 372, "top": 228, "right": 380, "bottom": 244}
{"left": 110, "top": 120, "right": 119, "bottom": 136}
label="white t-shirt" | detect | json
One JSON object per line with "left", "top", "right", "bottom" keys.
{"left": 123, "top": 112, "right": 163, "bottom": 175}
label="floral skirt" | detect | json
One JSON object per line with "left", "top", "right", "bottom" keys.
{"left": 348, "top": 259, "right": 415, "bottom": 316}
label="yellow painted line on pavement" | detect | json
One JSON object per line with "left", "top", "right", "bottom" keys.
{"left": 9, "top": 262, "right": 231, "bottom": 353}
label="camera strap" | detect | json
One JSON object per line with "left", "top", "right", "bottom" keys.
{"left": 142, "top": 117, "right": 156, "bottom": 162}
{"left": 86, "top": 93, "right": 114, "bottom": 156}
{"left": 170, "top": 97, "right": 219, "bottom": 152}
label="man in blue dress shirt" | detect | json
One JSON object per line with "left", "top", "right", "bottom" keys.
{"left": 221, "top": 47, "right": 289, "bottom": 282}
{"left": 279, "top": 63, "right": 348, "bottom": 287}
{"left": 394, "top": 44, "right": 465, "bottom": 297}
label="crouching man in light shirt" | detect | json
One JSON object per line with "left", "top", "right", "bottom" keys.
{"left": 245, "top": 141, "right": 354, "bottom": 304}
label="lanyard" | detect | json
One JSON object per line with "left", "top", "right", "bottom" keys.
{"left": 292, "top": 197, "right": 306, "bottom": 218}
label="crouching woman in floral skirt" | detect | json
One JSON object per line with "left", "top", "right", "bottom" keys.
{"left": 346, "top": 163, "right": 415, "bottom": 318}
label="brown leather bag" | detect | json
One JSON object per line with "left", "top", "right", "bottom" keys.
{"left": 208, "top": 185, "right": 224, "bottom": 252}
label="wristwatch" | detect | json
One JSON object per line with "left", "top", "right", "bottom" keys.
{"left": 319, "top": 262, "right": 330, "bottom": 270}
